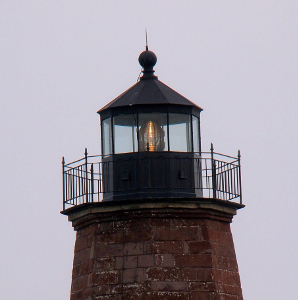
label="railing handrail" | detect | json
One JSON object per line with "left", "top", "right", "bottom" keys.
{"left": 64, "top": 151, "right": 239, "bottom": 167}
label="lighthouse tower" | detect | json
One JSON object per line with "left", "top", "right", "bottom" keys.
{"left": 61, "top": 47, "right": 244, "bottom": 300}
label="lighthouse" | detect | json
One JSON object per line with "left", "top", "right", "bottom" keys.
{"left": 62, "top": 47, "right": 244, "bottom": 300}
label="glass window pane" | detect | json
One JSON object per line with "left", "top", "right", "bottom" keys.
{"left": 102, "top": 117, "right": 112, "bottom": 155}
{"left": 113, "top": 115, "right": 137, "bottom": 154}
{"left": 138, "top": 113, "right": 168, "bottom": 152}
{"left": 169, "top": 113, "right": 192, "bottom": 152}
{"left": 192, "top": 116, "right": 200, "bottom": 153}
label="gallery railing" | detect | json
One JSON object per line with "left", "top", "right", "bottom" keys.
{"left": 62, "top": 145, "right": 242, "bottom": 210}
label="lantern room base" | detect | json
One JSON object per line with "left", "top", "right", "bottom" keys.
{"left": 101, "top": 152, "right": 204, "bottom": 202}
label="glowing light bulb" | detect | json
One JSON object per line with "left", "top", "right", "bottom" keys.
{"left": 139, "top": 120, "right": 165, "bottom": 152}
{"left": 147, "top": 121, "right": 155, "bottom": 151}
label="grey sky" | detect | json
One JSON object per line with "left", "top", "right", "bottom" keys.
{"left": 0, "top": 1, "right": 297, "bottom": 299}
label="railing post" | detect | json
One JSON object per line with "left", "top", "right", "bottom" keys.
{"left": 91, "top": 163, "right": 94, "bottom": 203}
{"left": 211, "top": 143, "right": 216, "bottom": 199}
{"left": 85, "top": 148, "right": 88, "bottom": 203}
{"left": 62, "top": 156, "right": 65, "bottom": 210}
{"left": 238, "top": 149, "right": 242, "bottom": 205}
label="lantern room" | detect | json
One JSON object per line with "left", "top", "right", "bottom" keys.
{"left": 62, "top": 47, "right": 243, "bottom": 210}
{"left": 97, "top": 48, "right": 203, "bottom": 201}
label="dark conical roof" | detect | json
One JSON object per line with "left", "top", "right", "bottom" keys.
{"left": 98, "top": 48, "right": 203, "bottom": 114}
{"left": 98, "top": 79, "right": 202, "bottom": 113}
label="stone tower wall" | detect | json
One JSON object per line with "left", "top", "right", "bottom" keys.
{"left": 67, "top": 202, "right": 243, "bottom": 300}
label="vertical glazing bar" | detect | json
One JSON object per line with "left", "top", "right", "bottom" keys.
{"left": 100, "top": 118, "right": 103, "bottom": 156}
{"left": 99, "top": 162, "right": 102, "bottom": 193}
{"left": 167, "top": 113, "right": 170, "bottom": 151}
{"left": 111, "top": 117, "right": 115, "bottom": 154}
{"left": 132, "top": 114, "right": 136, "bottom": 152}
{"left": 167, "top": 113, "right": 171, "bottom": 189}
{"left": 85, "top": 148, "right": 88, "bottom": 203}
{"left": 190, "top": 115, "right": 194, "bottom": 152}
{"left": 198, "top": 116, "right": 202, "bottom": 155}
{"left": 136, "top": 114, "right": 140, "bottom": 152}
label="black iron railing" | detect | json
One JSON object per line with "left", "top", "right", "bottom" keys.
{"left": 62, "top": 145, "right": 242, "bottom": 210}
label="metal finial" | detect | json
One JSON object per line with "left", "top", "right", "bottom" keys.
{"left": 145, "top": 29, "right": 148, "bottom": 51}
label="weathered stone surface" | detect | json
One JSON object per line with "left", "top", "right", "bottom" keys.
{"left": 68, "top": 201, "right": 243, "bottom": 300}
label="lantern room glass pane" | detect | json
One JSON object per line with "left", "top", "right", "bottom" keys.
{"left": 138, "top": 113, "right": 168, "bottom": 152}
{"left": 102, "top": 117, "right": 112, "bottom": 155}
{"left": 113, "top": 114, "right": 137, "bottom": 154}
{"left": 169, "top": 113, "right": 192, "bottom": 152}
{"left": 192, "top": 115, "right": 200, "bottom": 153}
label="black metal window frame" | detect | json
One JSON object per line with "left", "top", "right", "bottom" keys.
{"left": 101, "top": 112, "right": 201, "bottom": 156}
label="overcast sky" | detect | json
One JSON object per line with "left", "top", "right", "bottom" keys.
{"left": 1, "top": 1, "right": 297, "bottom": 299}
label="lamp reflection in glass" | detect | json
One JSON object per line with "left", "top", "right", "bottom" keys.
{"left": 139, "top": 120, "right": 165, "bottom": 152}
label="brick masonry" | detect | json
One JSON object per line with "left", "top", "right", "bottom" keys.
{"left": 66, "top": 201, "right": 243, "bottom": 300}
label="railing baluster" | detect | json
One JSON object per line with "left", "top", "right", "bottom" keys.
{"left": 85, "top": 148, "right": 88, "bottom": 203}
{"left": 211, "top": 143, "right": 216, "bottom": 199}
{"left": 238, "top": 150, "right": 242, "bottom": 205}
{"left": 71, "top": 170, "right": 75, "bottom": 204}
{"left": 233, "top": 165, "right": 236, "bottom": 199}
{"left": 91, "top": 163, "right": 94, "bottom": 203}
{"left": 76, "top": 166, "right": 78, "bottom": 204}
{"left": 62, "top": 157, "right": 65, "bottom": 210}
